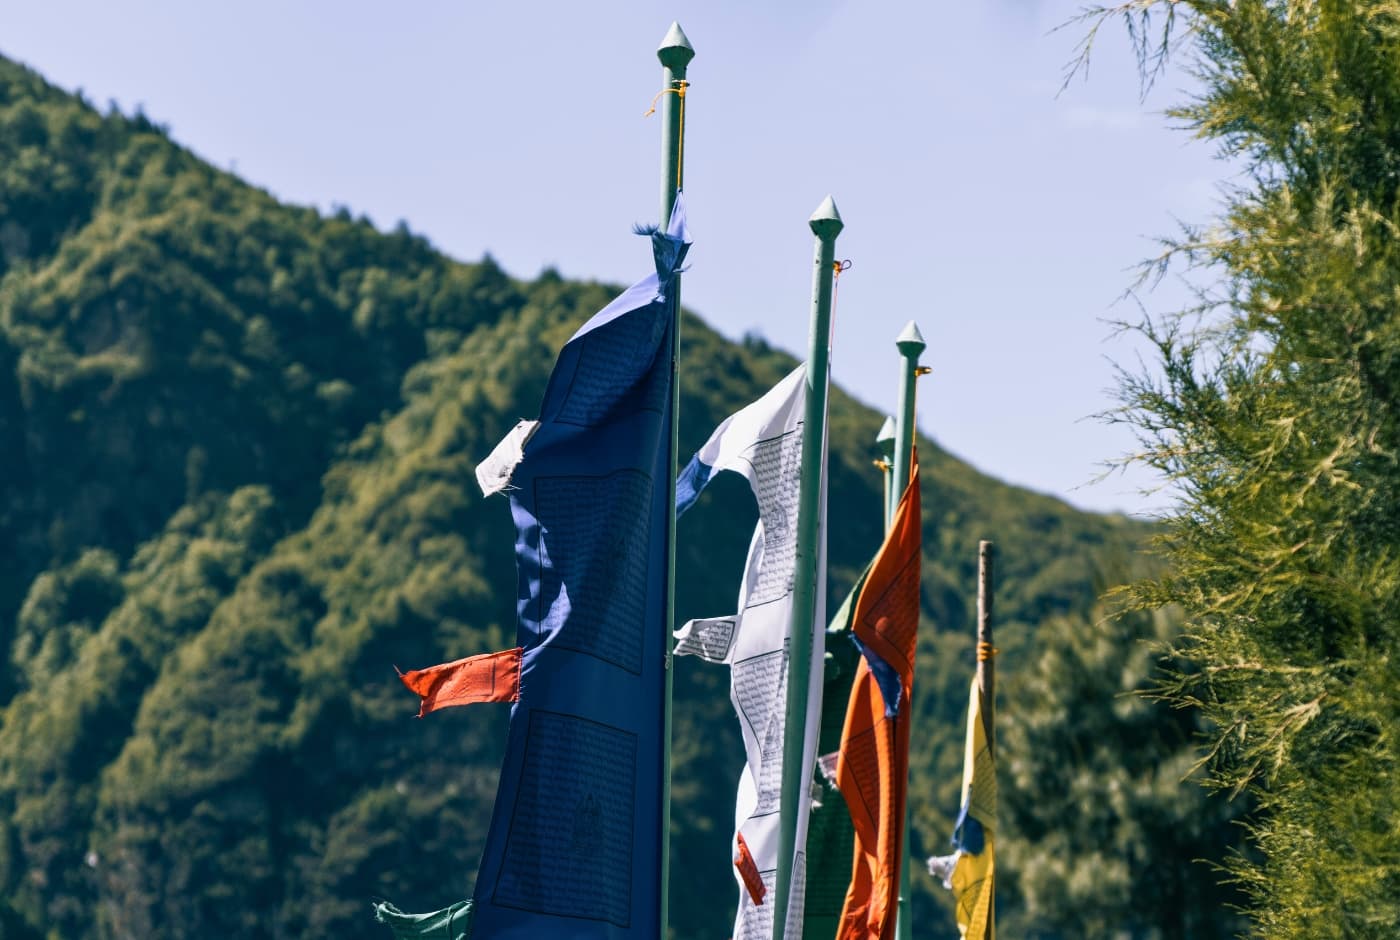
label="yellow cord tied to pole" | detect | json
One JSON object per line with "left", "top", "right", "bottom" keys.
{"left": 909, "top": 363, "right": 931, "bottom": 441}
{"left": 643, "top": 79, "right": 689, "bottom": 116}
{"left": 977, "top": 641, "right": 1000, "bottom": 662}
{"left": 829, "top": 259, "right": 852, "bottom": 343}
{"left": 644, "top": 80, "right": 690, "bottom": 191}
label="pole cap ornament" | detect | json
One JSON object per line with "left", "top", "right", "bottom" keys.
{"left": 876, "top": 416, "right": 897, "bottom": 457}
{"left": 658, "top": 22, "right": 695, "bottom": 70}
{"left": 896, "top": 320, "right": 926, "bottom": 358}
{"left": 809, "top": 195, "right": 844, "bottom": 241}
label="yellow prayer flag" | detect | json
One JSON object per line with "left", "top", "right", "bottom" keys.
{"left": 933, "top": 676, "right": 995, "bottom": 939}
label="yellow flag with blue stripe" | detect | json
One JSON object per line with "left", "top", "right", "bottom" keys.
{"left": 929, "top": 676, "right": 995, "bottom": 938}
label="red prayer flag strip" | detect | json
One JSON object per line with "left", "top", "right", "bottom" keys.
{"left": 397, "top": 647, "right": 522, "bottom": 717}
{"left": 734, "top": 832, "right": 767, "bottom": 907}
{"left": 835, "top": 462, "right": 921, "bottom": 940}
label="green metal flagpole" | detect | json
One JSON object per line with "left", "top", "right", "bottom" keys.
{"left": 657, "top": 21, "right": 693, "bottom": 940}
{"left": 890, "top": 320, "right": 925, "bottom": 940}
{"left": 876, "top": 415, "right": 896, "bottom": 532}
{"left": 890, "top": 322, "right": 924, "bottom": 502}
{"left": 774, "top": 196, "right": 843, "bottom": 938}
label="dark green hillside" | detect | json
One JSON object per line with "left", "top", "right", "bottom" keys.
{"left": 0, "top": 59, "right": 521, "bottom": 669}
{"left": 0, "top": 53, "right": 1242, "bottom": 938}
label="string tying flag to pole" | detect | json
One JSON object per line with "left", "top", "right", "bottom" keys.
{"left": 643, "top": 79, "right": 689, "bottom": 117}
{"left": 830, "top": 259, "right": 852, "bottom": 342}
{"left": 644, "top": 79, "right": 689, "bottom": 190}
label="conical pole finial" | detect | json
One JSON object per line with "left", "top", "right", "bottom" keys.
{"left": 809, "top": 194, "right": 844, "bottom": 241}
{"left": 657, "top": 22, "right": 695, "bottom": 69}
{"left": 876, "top": 415, "right": 897, "bottom": 455}
{"left": 876, "top": 416, "right": 897, "bottom": 532}
{"left": 896, "top": 320, "right": 926, "bottom": 357}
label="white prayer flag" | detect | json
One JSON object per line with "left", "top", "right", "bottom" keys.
{"left": 675, "top": 364, "right": 827, "bottom": 940}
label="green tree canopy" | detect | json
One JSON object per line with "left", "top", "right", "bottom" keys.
{"left": 1092, "top": 0, "right": 1400, "bottom": 933}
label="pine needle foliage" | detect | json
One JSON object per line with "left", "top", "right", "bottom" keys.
{"left": 998, "top": 589, "right": 1249, "bottom": 939}
{"left": 1086, "top": 1, "right": 1400, "bottom": 934}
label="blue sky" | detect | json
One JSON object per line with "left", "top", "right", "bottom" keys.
{"left": 1, "top": 1, "right": 1224, "bottom": 516}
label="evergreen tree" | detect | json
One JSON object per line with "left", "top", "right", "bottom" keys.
{"left": 996, "top": 594, "right": 1248, "bottom": 938}
{"left": 1088, "top": 1, "right": 1400, "bottom": 933}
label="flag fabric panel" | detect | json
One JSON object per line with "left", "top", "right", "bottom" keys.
{"left": 673, "top": 363, "right": 827, "bottom": 940}
{"left": 802, "top": 570, "right": 868, "bottom": 937}
{"left": 735, "top": 832, "right": 767, "bottom": 906}
{"left": 833, "top": 465, "right": 921, "bottom": 940}
{"left": 396, "top": 647, "right": 522, "bottom": 717}
{"left": 374, "top": 197, "right": 689, "bottom": 940}
{"left": 375, "top": 900, "right": 474, "bottom": 940}
{"left": 928, "top": 675, "right": 996, "bottom": 939}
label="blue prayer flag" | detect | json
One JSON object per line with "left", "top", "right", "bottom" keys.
{"left": 377, "top": 197, "right": 688, "bottom": 940}
{"left": 477, "top": 198, "right": 686, "bottom": 939}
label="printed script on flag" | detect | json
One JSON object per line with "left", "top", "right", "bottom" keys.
{"left": 673, "top": 363, "right": 827, "bottom": 940}
{"left": 375, "top": 196, "right": 690, "bottom": 940}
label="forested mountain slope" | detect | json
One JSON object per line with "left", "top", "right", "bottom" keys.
{"left": 0, "top": 54, "right": 1242, "bottom": 938}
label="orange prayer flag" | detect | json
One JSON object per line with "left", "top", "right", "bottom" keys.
{"left": 396, "top": 647, "right": 522, "bottom": 717}
{"left": 834, "top": 462, "right": 921, "bottom": 940}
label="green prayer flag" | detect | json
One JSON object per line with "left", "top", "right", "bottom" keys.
{"left": 373, "top": 900, "right": 473, "bottom": 940}
{"left": 803, "top": 565, "right": 870, "bottom": 934}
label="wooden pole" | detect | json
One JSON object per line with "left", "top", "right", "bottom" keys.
{"left": 977, "top": 540, "right": 995, "bottom": 753}
{"left": 977, "top": 539, "right": 995, "bottom": 940}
